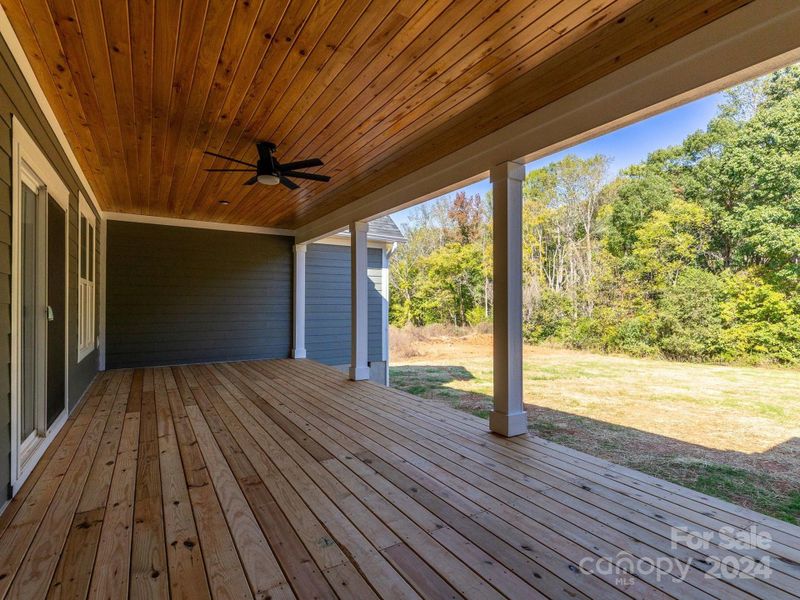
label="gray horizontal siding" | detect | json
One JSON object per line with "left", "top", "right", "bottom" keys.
{"left": 306, "top": 243, "right": 383, "bottom": 366}
{"left": 106, "top": 221, "right": 292, "bottom": 368}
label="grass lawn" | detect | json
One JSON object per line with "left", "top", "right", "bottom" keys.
{"left": 390, "top": 333, "right": 800, "bottom": 524}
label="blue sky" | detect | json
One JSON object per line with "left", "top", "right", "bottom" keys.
{"left": 391, "top": 92, "right": 724, "bottom": 226}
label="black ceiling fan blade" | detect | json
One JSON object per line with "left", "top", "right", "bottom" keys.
{"left": 279, "top": 177, "right": 300, "bottom": 190}
{"left": 204, "top": 168, "right": 254, "bottom": 172}
{"left": 282, "top": 170, "right": 330, "bottom": 182}
{"left": 278, "top": 158, "right": 323, "bottom": 171}
{"left": 203, "top": 150, "right": 256, "bottom": 168}
{"left": 244, "top": 175, "right": 258, "bottom": 186}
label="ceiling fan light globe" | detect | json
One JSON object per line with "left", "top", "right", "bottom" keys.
{"left": 258, "top": 174, "right": 280, "bottom": 186}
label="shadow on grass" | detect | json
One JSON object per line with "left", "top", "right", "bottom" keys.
{"left": 389, "top": 364, "right": 800, "bottom": 525}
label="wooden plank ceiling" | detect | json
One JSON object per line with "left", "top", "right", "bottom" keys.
{"left": 2, "top": 0, "right": 751, "bottom": 229}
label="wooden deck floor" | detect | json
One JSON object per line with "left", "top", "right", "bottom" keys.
{"left": 0, "top": 359, "right": 798, "bottom": 600}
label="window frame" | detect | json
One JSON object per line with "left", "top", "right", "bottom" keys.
{"left": 77, "top": 193, "right": 96, "bottom": 362}
{"left": 10, "top": 116, "right": 71, "bottom": 492}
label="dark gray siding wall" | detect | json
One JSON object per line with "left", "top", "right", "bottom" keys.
{"left": 0, "top": 36, "right": 101, "bottom": 499}
{"left": 106, "top": 222, "right": 293, "bottom": 368}
{"left": 305, "top": 243, "right": 383, "bottom": 366}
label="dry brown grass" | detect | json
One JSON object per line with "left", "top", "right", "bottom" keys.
{"left": 389, "top": 323, "right": 491, "bottom": 359}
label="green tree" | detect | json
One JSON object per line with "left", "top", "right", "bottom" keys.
{"left": 630, "top": 198, "right": 711, "bottom": 295}
{"left": 605, "top": 164, "right": 673, "bottom": 256}
{"left": 417, "top": 243, "right": 485, "bottom": 326}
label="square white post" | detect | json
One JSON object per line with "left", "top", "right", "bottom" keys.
{"left": 380, "top": 244, "right": 391, "bottom": 385}
{"left": 292, "top": 243, "right": 307, "bottom": 359}
{"left": 490, "top": 161, "right": 528, "bottom": 437}
{"left": 350, "top": 221, "right": 370, "bottom": 380}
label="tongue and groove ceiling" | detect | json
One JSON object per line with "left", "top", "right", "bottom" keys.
{"left": 1, "top": 0, "right": 750, "bottom": 229}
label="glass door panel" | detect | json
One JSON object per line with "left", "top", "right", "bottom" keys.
{"left": 20, "top": 182, "right": 39, "bottom": 446}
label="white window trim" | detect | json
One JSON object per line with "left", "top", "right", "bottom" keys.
{"left": 78, "top": 193, "right": 97, "bottom": 362}
{"left": 10, "top": 116, "right": 70, "bottom": 493}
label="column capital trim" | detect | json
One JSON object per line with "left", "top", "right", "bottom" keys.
{"left": 351, "top": 220, "right": 369, "bottom": 232}
{"left": 294, "top": 243, "right": 307, "bottom": 254}
{"left": 490, "top": 161, "right": 525, "bottom": 183}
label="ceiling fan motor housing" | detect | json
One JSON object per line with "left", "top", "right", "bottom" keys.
{"left": 257, "top": 141, "right": 279, "bottom": 176}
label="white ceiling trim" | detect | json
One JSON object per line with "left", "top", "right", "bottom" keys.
{"left": 105, "top": 212, "right": 294, "bottom": 237}
{"left": 295, "top": 0, "right": 800, "bottom": 244}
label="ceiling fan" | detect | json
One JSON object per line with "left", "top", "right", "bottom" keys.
{"left": 203, "top": 141, "right": 330, "bottom": 190}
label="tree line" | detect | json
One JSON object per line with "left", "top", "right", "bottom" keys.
{"left": 390, "top": 67, "right": 800, "bottom": 364}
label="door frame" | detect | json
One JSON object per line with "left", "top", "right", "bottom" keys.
{"left": 10, "top": 117, "right": 70, "bottom": 494}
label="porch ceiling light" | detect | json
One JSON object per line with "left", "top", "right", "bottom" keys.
{"left": 257, "top": 173, "right": 280, "bottom": 186}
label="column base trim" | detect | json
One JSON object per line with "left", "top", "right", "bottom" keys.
{"left": 292, "top": 349, "right": 307, "bottom": 359}
{"left": 489, "top": 410, "right": 528, "bottom": 437}
{"left": 349, "top": 365, "right": 371, "bottom": 381}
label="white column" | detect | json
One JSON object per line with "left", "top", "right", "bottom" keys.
{"left": 380, "top": 244, "right": 392, "bottom": 386}
{"left": 350, "top": 221, "right": 370, "bottom": 380}
{"left": 490, "top": 161, "right": 527, "bottom": 437}
{"left": 292, "top": 243, "right": 307, "bottom": 359}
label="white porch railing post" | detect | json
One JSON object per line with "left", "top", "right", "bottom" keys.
{"left": 292, "top": 243, "right": 307, "bottom": 359}
{"left": 490, "top": 161, "right": 527, "bottom": 437}
{"left": 350, "top": 221, "right": 370, "bottom": 380}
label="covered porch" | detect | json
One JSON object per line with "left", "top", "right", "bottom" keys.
{"left": 1, "top": 1, "right": 800, "bottom": 598}
{"left": 0, "top": 358, "right": 797, "bottom": 599}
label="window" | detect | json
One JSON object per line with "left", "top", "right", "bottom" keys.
{"left": 78, "top": 194, "right": 96, "bottom": 360}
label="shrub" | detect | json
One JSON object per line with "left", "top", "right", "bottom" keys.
{"left": 564, "top": 317, "right": 602, "bottom": 350}
{"left": 602, "top": 316, "right": 660, "bottom": 357}
{"left": 720, "top": 271, "right": 800, "bottom": 363}
{"left": 657, "top": 268, "right": 725, "bottom": 360}
{"left": 523, "top": 290, "right": 573, "bottom": 342}
{"left": 466, "top": 305, "right": 490, "bottom": 326}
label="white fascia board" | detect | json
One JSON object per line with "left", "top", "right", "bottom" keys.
{"left": 295, "top": 0, "right": 800, "bottom": 244}
{"left": 104, "top": 212, "right": 295, "bottom": 237}
{"left": 314, "top": 235, "right": 394, "bottom": 249}
{"left": 0, "top": 4, "right": 103, "bottom": 218}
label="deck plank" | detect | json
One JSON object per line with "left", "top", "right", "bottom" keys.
{"left": 248, "top": 361, "right": 619, "bottom": 600}
{"left": 0, "top": 374, "right": 122, "bottom": 597}
{"left": 293, "top": 359, "right": 800, "bottom": 596}
{"left": 5, "top": 372, "right": 123, "bottom": 599}
{"left": 1, "top": 358, "right": 797, "bottom": 600}
{"left": 208, "top": 363, "right": 421, "bottom": 600}
{"left": 130, "top": 368, "right": 170, "bottom": 599}
{"left": 88, "top": 412, "right": 140, "bottom": 599}
{"left": 0, "top": 374, "right": 111, "bottom": 540}
{"left": 167, "top": 368, "right": 256, "bottom": 600}
{"left": 184, "top": 387, "right": 294, "bottom": 599}
{"left": 270, "top": 358, "right": 788, "bottom": 597}
{"left": 154, "top": 368, "right": 212, "bottom": 600}
{"left": 189, "top": 365, "right": 343, "bottom": 599}
{"left": 47, "top": 371, "right": 132, "bottom": 599}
